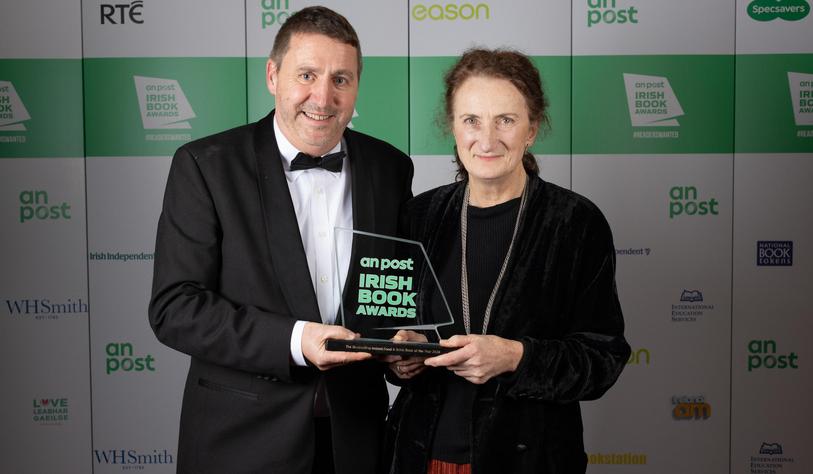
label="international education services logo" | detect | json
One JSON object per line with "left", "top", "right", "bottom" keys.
{"left": 32, "top": 397, "right": 69, "bottom": 425}
{"left": 261, "top": 0, "right": 293, "bottom": 29}
{"left": 672, "top": 289, "right": 714, "bottom": 323}
{"left": 757, "top": 241, "right": 793, "bottom": 266}
{"left": 752, "top": 442, "right": 796, "bottom": 473}
{"left": 4, "top": 298, "right": 87, "bottom": 321}
{"left": 672, "top": 394, "right": 711, "bottom": 420}
{"left": 747, "top": 339, "right": 799, "bottom": 371}
{"left": 134, "top": 75, "right": 195, "bottom": 142}
{"left": 624, "top": 74, "right": 683, "bottom": 139}
{"left": 18, "top": 190, "right": 72, "bottom": 223}
{"left": 93, "top": 449, "right": 174, "bottom": 468}
{"left": 669, "top": 185, "right": 719, "bottom": 219}
{"left": 0, "top": 81, "right": 31, "bottom": 137}
{"left": 748, "top": 0, "right": 809, "bottom": 22}
{"left": 105, "top": 342, "right": 156, "bottom": 375}
{"left": 788, "top": 72, "right": 813, "bottom": 137}
{"left": 412, "top": 2, "right": 491, "bottom": 21}
{"left": 587, "top": 0, "right": 639, "bottom": 27}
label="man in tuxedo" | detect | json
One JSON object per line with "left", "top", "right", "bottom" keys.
{"left": 148, "top": 6, "right": 413, "bottom": 474}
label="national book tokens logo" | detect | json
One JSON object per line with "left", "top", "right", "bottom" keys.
{"left": 748, "top": 0, "right": 809, "bottom": 22}
{"left": 624, "top": 74, "right": 684, "bottom": 127}
{"left": 757, "top": 241, "right": 793, "bottom": 266}
{"left": 0, "top": 81, "right": 31, "bottom": 131}
{"left": 788, "top": 72, "right": 813, "bottom": 127}
{"left": 133, "top": 76, "right": 196, "bottom": 129}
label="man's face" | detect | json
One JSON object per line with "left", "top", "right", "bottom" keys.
{"left": 267, "top": 33, "right": 359, "bottom": 156}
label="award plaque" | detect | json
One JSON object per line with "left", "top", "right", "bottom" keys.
{"left": 325, "top": 228, "right": 455, "bottom": 356}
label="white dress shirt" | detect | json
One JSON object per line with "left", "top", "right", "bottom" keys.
{"left": 273, "top": 118, "right": 353, "bottom": 367}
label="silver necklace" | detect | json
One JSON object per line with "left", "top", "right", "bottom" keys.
{"left": 460, "top": 175, "right": 529, "bottom": 335}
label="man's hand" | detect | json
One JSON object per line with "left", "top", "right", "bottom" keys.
{"left": 301, "top": 322, "right": 371, "bottom": 371}
{"left": 384, "top": 330, "right": 429, "bottom": 380}
{"left": 424, "top": 335, "right": 523, "bottom": 384}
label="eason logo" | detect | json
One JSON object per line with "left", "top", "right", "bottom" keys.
{"left": 624, "top": 74, "right": 684, "bottom": 132}
{"left": 588, "top": 452, "right": 647, "bottom": 465}
{"left": 752, "top": 442, "right": 796, "bottom": 474}
{"left": 757, "top": 241, "right": 793, "bottom": 266}
{"left": 748, "top": 0, "right": 809, "bottom": 22}
{"left": 4, "top": 298, "right": 87, "bottom": 321}
{"left": 32, "top": 398, "right": 68, "bottom": 424}
{"left": 672, "top": 289, "right": 715, "bottom": 322}
{"left": 261, "top": 0, "right": 293, "bottom": 29}
{"left": 105, "top": 342, "right": 156, "bottom": 375}
{"left": 788, "top": 72, "right": 813, "bottom": 138}
{"left": 672, "top": 395, "right": 711, "bottom": 420}
{"left": 412, "top": 2, "right": 491, "bottom": 21}
{"left": 627, "top": 348, "right": 650, "bottom": 365}
{"left": 18, "top": 190, "right": 71, "bottom": 223}
{"left": 669, "top": 186, "right": 719, "bottom": 219}
{"left": 93, "top": 449, "right": 174, "bottom": 467}
{"left": 587, "top": 0, "right": 639, "bottom": 27}
{"left": 100, "top": 1, "right": 144, "bottom": 25}
{"left": 133, "top": 76, "right": 196, "bottom": 130}
{"left": 0, "top": 81, "right": 31, "bottom": 131}
{"left": 747, "top": 339, "right": 799, "bottom": 371}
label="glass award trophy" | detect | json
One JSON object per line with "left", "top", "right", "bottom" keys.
{"left": 325, "top": 228, "right": 455, "bottom": 356}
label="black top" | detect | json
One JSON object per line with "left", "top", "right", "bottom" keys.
{"left": 430, "top": 197, "right": 521, "bottom": 463}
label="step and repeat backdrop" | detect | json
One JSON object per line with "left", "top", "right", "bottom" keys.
{"left": 1, "top": 1, "right": 811, "bottom": 473}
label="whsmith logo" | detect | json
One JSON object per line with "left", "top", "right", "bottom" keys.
{"left": 757, "top": 241, "right": 793, "bottom": 266}
{"left": 261, "top": 0, "right": 293, "bottom": 29}
{"left": 748, "top": 0, "right": 809, "bottom": 22}
{"left": 588, "top": 452, "right": 647, "bottom": 465}
{"left": 106, "top": 342, "right": 156, "bottom": 374}
{"left": 19, "top": 190, "right": 71, "bottom": 223}
{"left": 93, "top": 449, "right": 174, "bottom": 467}
{"left": 32, "top": 398, "right": 68, "bottom": 424}
{"left": 412, "top": 2, "right": 490, "bottom": 21}
{"left": 752, "top": 442, "right": 796, "bottom": 473}
{"left": 0, "top": 81, "right": 31, "bottom": 132}
{"left": 587, "top": 0, "right": 639, "bottom": 27}
{"left": 672, "top": 395, "right": 711, "bottom": 420}
{"left": 133, "top": 76, "right": 196, "bottom": 130}
{"left": 788, "top": 72, "right": 813, "bottom": 134}
{"left": 748, "top": 339, "right": 799, "bottom": 371}
{"left": 669, "top": 186, "right": 719, "bottom": 219}
{"left": 100, "top": 1, "right": 144, "bottom": 25}
{"left": 672, "top": 289, "right": 714, "bottom": 322}
{"left": 5, "top": 298, "right": 87, "bottom": 321}
{"left": 627, "top": 348, "right": 650, "bottom": 365}
{"left": 624, "top": 74, "right": 683, "bottom": 130}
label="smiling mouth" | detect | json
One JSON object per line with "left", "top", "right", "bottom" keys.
{"left": 302, "top": 111, "right": 334, "bottom": 121}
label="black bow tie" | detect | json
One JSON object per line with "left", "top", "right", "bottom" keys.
{"left": 290, "top": 151, "right": 345, "bottom": 173}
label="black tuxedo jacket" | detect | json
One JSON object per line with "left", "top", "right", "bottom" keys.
{"left": 149, "top": 111, "right": 413, "bottom": 474}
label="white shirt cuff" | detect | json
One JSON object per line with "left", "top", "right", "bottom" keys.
{"left": 290, "top": 320, "right": 308, "bottom": 367}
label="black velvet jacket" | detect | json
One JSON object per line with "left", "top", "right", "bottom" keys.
{"left": 384, "top": 176, "right": 631, "bottom": 474}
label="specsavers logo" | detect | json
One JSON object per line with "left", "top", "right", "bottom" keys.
{"left": 0, "top": 81, "right": 31, "bottom": 131}
{"left": 133, "top": 76, "right": 196, "bottom": 130}
{"left": 748, "top": 0, "right": 809, "bottom": 22}
{"left": 587, "top": 0, "right": 639, "bottom": 27}
{"left": 624, "top": 74, "right": 683, "bottom": 127}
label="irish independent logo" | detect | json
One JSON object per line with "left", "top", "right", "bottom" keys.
{"left": 788, "top": 72, "right": 813, "bottom": 137}
{"left": 134, "top": 76, "right": 195, "bottom": 141}
{"left": 33, "top": 398, "right": 69, "bottom": 424}
{"left": 757, "top": 241, "right": 793, "bottom": 266}
{"left": 586, "top": 0, "right": 639, "bottom": 27}
{"left": 0, "top": 81, "right": 31, "bottom": 135}
{"left": 624, "top": 74, "right": 683, "bottom": 139}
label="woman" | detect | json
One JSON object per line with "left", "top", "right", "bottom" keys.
{"left": 383, "top": 49, "right": 631, "bottom": 474}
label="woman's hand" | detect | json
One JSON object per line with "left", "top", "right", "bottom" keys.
{"left": 385, "top": 330, "right": 429, "bottom": 380}
{"left": 425, "top": 335, "right": 523, "bottom": 384}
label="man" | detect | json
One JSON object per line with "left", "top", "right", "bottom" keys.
{"left": 148, "top": 6, "right": 413, "bottom": 474}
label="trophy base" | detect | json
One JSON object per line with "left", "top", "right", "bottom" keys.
{"left": 325, "top": 338, "right": 453, "bottom": 356}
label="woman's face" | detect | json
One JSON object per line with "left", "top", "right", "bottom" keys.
{"left": 452, "top": 76, "right": 538, "bottom": 186}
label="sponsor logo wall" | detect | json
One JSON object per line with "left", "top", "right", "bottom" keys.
{"left": 1, "top": 1, "right": 810, "bottom": 473}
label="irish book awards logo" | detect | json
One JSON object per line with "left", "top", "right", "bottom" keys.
{"left": 5, "top": 298, "right": 87, "bottom": 321}
{"left": 134, "top": 75, "right": 195, "bottom": 141}
{"left": 752, "top": 442, "right": 796, "bottom": 473}
{"left": 0, "top": 81, "right": 31, "bottom": 143}
{"left": 748, "top": 0, "right": 809, "bottom": 21}
{"left": 669, "top": 186, "right": 719, "bottom": 219}
{"left": 788, "top": 72, "right": 813, "bottom": 138}
{"left": 672, "top": 289, "right": 714, "bottom": 322}
{"left": 32, "top": 398, "right": 68, "bottom": 424}
{"left": 672, "top": 395, "right": 711, "bottom": 420}
{"left": 586, "top": 0, "right": 639, "bottom": 27}
{"left": 747, "top": 339, "right": 799, "bottom": 371}
{"left": 757, "top": 241, "right": 793, "bottom": 266}
{"left": 105, "top": 342, "right": 156, "bottom": 375}
{"left": 624, "top": 74, "right": 683, "bottom": 139}
{"left": 18, "top": 190, "right": 71, "bottom": 223}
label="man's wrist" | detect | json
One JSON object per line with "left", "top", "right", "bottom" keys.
{"left": 290, "top": 320, "right": 308, "bottom": 366}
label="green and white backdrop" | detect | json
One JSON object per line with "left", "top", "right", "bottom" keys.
{"left": 1, "top": 1, "right": 811, "bottom": 472}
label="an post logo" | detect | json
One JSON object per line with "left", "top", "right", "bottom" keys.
{"left": 93, "top": 449, "right": 174, "bottom": 467}
{"left": 412, "top": 2, "right": 491, "bottom": 21}
{"left": 5, "top": 298, "right": 87, "bottom": 321}
{"left": 672, "top": 395, "right": 711, "bottom": 420}
{"left": 624, "top": 74, "right": 683, "bottom": 127}
{"left": 788, "top": 72, "right": 813, "bottom": 129}
{"left": 748, "top": 0, "right": 809, "bottom": 22}
{"left": 105, "top": 342, "right": 156, "bottom": 374}
{"left": 748, "top": 339, "right": 799, "bottom": 371}
{"left": 757, "top": 241, "right": 793, "bottom": 266}
{"left": 133, "top": 76, "right": 195, "bottom": 129}
{"left": 33, "top": 398, "right": 68, "bottom": 424}
{"left": 261, "top": 0, "right": 292, "bottom": 29}
{"left": 100, "top": 1, "right": 144, "bottom": 25}
{"left": 669, "top": 186, "right": 719, "bottom": 219}
{"left": 627, "top": 348, "right": 650, "bottom": 365}
{"left": 587, "top": 0, "right": 639, "bottom": 27}
{"left": 0, "top": 81, "right": 31, "bottom": 131}
{"left": 19, "top": 190, "right": 71, "bottom": 223}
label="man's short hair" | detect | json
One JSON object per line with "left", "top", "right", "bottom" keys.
{"left": 269, "top": 6, "right": 362, "bottom": 76}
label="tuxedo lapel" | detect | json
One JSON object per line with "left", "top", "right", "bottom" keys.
{"left": 252, "top": 112, "right": 321, "bottom": 323}
{"left": 346, "top": 130, "right": 376, "bottom": 233}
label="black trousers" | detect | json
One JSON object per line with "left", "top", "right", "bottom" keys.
{"left": 312, "top": 417, "right": 335, "bottom": 474}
